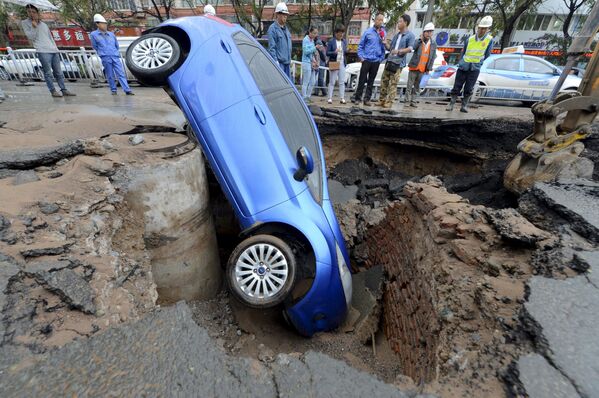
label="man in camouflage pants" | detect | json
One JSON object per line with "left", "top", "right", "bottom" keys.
{"left": 377, "top": 15, "right": 415, "bottom": 108}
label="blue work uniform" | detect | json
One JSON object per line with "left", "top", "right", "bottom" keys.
{"left": 90, "top": 29, "right": 132, "bottom": 93}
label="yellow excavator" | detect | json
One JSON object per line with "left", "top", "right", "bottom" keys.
{"left": 504, "top": 2, "right": 599, "bottom": 194}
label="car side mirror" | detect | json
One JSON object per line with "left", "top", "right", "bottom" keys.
{"left": 554, "top": 69, "right": 561, "bottom": 76}
{"left": 293, "top": 146, "right": 314, "bottom": 181}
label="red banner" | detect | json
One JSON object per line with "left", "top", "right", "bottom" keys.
{"left": 49, "top": 27, "right": 91, "bottom": 47}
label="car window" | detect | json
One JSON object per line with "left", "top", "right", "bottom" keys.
{"left": 523, "top": 59, "right": 554, "bottom": 75}
{"left": 232, "top": 31, "right": 323, "bottom": 203}
{"left": 233, "top": 32, "right": 288, "bottom": 93}
{"left": 493, "top": 58, "right": 520, "bottom": 72}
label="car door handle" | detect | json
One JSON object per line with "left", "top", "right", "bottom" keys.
{"left": 254, "top": 104, "right": 266, "bottom": 125}
{"left": 220, "top": 39, "right": 232, "bottom": 54}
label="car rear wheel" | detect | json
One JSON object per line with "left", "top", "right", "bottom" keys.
{"left": 125, "top": 33, "right": 183, "bottom": 86}
{"left": 227, "top": 234, "right": 296, "bottom": 309}
{"left": 471, "top": 82, "right": 485, "bottom": 103}
{"left": 0, "top": 67, "right": 9, "bottom": 80}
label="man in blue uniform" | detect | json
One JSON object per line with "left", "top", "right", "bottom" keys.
{"left": 90, "top": 14, "right": 134, "bottom": 96}
{"left": 267, "top": 3, "right": 292, "bottom": 78}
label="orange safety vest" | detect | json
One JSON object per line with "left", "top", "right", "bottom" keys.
{"left": 409, "top": 41, "right": 430, "bottom": 72}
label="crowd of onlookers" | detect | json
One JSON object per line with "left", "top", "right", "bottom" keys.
{"left": 11, "top": 2, "right": 495, "bottom": 114}
{"left": 269, "top": 3, "right": 495, "bottom": 113}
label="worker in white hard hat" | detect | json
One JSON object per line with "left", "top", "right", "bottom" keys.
{"left": 446, "top": 15, "right": 493, "bottom": 112}
{"left": 90, "top": 14, "right": 134, "bottom": 95}
{"left": 405, "top": 22, "right": 437, "bottom": 108}
{"left": 267, "top": 2, "right": 292, "bottom": 77}
{"left": 203, "top": 4, "right": 216, "bottom": 16}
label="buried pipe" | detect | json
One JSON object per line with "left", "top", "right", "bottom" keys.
{"left": 125, "top": 147, "right": 222, "bottom": 303}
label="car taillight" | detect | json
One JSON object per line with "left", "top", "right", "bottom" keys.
{"left": 441, "top": 68, "right": 455, "bottom": 78}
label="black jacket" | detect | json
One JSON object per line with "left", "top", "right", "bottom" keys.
{"left": 407, "top": 37, "right": 437, "bottom": 72}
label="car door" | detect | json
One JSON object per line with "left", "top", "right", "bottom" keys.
{"left": 484, "top": 56, "right": 522, "bottom": 87}
{"left": 198, "top": 31, "right": 318, "bottom": 218}
{"left": 521, "top": 57, "right": 556, "bottom": 100}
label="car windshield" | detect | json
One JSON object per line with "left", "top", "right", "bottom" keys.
{"left": 232, "top": 31, "right": 323, "bottom": 203}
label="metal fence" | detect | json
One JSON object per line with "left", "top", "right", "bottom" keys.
{"left": 0, "top": 47, "right": 132, "bottom": 85}
{"left": 0, "top": 49, "right": 564, "bottom": 103}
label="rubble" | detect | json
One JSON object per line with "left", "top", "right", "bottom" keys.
{"left": 332, "top": 176, "right": 540, "bottom": 395}
{"left": 36, "top": 268, "right": 96, "bottom": 314}
{"left": 484, "top": 208, "right": 550, "bottom": 246}
{"left": 0, "top": 140, "right": 84, "bottom": 169}
{"left": 519, "top": 179, "right": 599, "bottom": 243}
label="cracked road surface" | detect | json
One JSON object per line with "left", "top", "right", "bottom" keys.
{"left": 0, "top": 303, "right": 432, "bottom": 398}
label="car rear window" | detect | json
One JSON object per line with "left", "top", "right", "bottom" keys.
{"left": 523, "top": 59, "right": 553, "bottom": 75}
{"left": 232, "top": 31, "right": 323, "bottom": 203}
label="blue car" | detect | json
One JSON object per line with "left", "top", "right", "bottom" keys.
{"left": 125, "top": 16, "right": 352, "bottom": 336}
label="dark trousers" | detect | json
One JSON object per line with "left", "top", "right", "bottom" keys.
{"left": 353, "top": 60, "right": 380, "bottom": 102}
{"left": 450, "top": 68, "right": 480, "bottom": 98}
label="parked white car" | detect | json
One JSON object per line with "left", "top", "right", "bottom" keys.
{"left": 473, "top": 53, "right": 582, "bottom": 103}
{"left": 345, "top": 50, "right": 452, "bottom": 91}
{"left": 0, "top": 49, "right": 80, "bottom": 81}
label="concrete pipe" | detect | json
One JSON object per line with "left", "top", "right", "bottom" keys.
{"left": 126, "top": 146, "right": 221, "bottom": 303}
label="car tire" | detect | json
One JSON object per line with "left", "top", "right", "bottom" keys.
{"left": 0, "top": 67, "right": 9, "bottom": 80}
{"left": 34, "top": 67, "right": 44, "bottom": 81}
{"left": 125, "top": 33, "right": 184, "bottom": 87}
{"left": 227, "top": 234, "right": 297, "bottom": 309}
{"left": 349, "top": 75, "right": 357, "bottom": 91}
{"left": 471, "top": 82, "right": 485, "bottom": 103}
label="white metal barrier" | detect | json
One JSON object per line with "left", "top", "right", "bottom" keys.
{"left": 0, "top": 47, "right": 132, "bottom": 85}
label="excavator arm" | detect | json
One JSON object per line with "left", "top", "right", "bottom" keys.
{"left": 504, "top": 2, "right": 599, "bottom": 194}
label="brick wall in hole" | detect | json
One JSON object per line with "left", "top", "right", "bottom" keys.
{"left": 365, "top": 201, "right": 441, "bottom": 383}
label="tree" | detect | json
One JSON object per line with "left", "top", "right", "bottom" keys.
{"left": 536, "top": 0, "right": 594, "bottom": 64}
{"left": 437, "top": 0, "right": 492, "bottom": 34}
{"left": 141, "top": 0, "right": 176, "bottom": 23}
{"left": 369, "top": 0, "right": 414, "bottom": 27}
{"left": 60, "top": 0, "right": 112, "bottom": 31}
{"left": 491, "top": 0, "right": 543, "bottom": 50}
{"left": 230, "top": 0, "right": 269, "bottom": 37}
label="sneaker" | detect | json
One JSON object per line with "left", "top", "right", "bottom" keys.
{"left": 126, "top": 91, "right": 135, "bottom": 96}
{"left": 111, "top": 91, "right": 117, "bottom": 95}
{"left": 327, "top": 98, "right": 332, "bottom": 104}
{"left": 382, "top": 103, "right": 392, "bottom": 109}
{"left": 340, "top": 99, "right": 346, "bottom": 104}
{"left": 363, "top": 100, "right": 371, "bottom": 106}
{"left": 51, "top": 90, "right": 62, "bottom": 98}
{"left": 61, "top": 89, "right": 76, "bottom": 96}
{"left": 376, "top": 100, "right": 386, "bottom": 107}
{"left": 351, "top": 97, "right": 359, "bottom": 104}
{"left": 409, "top": 102, "right": 418, "bottom": 108}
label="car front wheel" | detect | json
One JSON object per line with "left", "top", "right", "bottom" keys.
{"left": 125, "top": 33, "right": 183, "bottom": 86}
{"left": 227, "top": 234, "right": 296, "bottom": 308}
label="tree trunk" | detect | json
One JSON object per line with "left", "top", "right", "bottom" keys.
{"left": 424, "top": 0, "right": 435, "bottom": 25}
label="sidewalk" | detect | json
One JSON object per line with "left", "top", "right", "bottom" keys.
{"left": 0, "top": 82, "right": 185, "bottom": 151}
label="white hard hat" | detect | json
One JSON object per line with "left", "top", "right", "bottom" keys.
{"left": 275, "top": 2, "right": 289, "bottom": 14}
{"left": 93, "top": 14, "right": 107, "bottom": 23}
{"left": 423, "top": 22, "right": 435, "bottom": 31}
{"left": 203, "top": 4, "right": 215, "bottom": 16}
{"left": 478, "top": 16, "right": 493, "bottom": 28}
